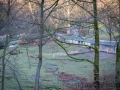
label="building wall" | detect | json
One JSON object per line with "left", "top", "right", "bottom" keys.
{"left": 56, "top": 34, "right": 116, "bottom": 53}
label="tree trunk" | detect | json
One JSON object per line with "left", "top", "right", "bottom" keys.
{"left": 93, "top": 0, "right": 100, "bottom": 89}
{"left": 116, "top": 0, "right": 120, "bottom": 89}
{"left": 1, "top": 36, "right": 9, "bottom": 90}
{"left": 1, "top": 0, "right": 10, "bottom": 90}
{"left": 116, "top": 42, "right": 120, "bottom": 90}
{"left": 35, "top": 0, "right": 44, "bottom": 90}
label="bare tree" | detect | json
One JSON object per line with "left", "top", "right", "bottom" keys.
{"left": 0, "top": 0, "right": 30, "bottom": 89}
{"left": 60, "top": 0, "right": 100, "bottom": 89}
{"left": 66, "top": 0, "right": 71, "bottom": 35}
{"left": 35, "top": 0, "right": 44, "bottom": 89}
{"left": 116, "top": 0, "right": 120, "bottom": 89}
{"left": 26, "top": 0, "right": 59, "bottom": 89}
{"left": 93, "top": 0, "right": 100, "bottom": 89}
{"left": 0, "top": 1, "right": 6, "bottom": 32}
{"left": 99, "top": 0, "right": 120, "bottom": 89}
{"left": 1, "top": 0, "right": 11, "bottom": 89}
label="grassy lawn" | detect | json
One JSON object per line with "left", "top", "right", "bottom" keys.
{"left": 99, "top": 32, "right": 119, "bottom": 40}
{"left": 0, "top": 41, "right": 116, "bottom": 90}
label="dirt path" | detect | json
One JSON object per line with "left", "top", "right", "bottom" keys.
{"left": 52, "top": 48, "right": 115, "bottom": 60}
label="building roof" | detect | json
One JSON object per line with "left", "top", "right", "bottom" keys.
{"left": 55, "top": 33, "right": 117, "bottom": 47}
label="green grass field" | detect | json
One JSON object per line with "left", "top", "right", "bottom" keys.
{"left": 0, "top": 41, "right": 116, "bottom": 90}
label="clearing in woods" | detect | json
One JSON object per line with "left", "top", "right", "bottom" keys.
{"left": 0, "top": 41, "right": 116, "bottom": 90}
